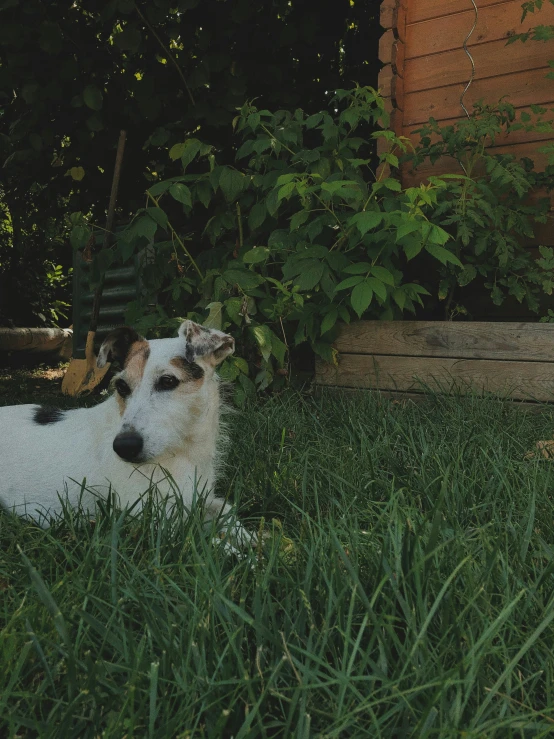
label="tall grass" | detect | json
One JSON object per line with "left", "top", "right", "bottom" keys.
{"left": 2, "top": 390, "right": 554, "bottom": 737}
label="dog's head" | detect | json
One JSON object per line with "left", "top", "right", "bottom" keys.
{"left": 97, "top": 320, "right": 234, "bottom": 463}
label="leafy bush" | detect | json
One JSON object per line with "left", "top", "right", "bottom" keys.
{"left": 408, "top": 102, "right": 554, "bottom": 317}
{"left": 0, "top": 189, "right": 71, "bottom": 327}
{"left": 72, "top": 87, "right": 461, "bottom": 400}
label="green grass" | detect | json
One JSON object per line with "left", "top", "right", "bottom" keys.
{"left": 2, "top": 375, "right": 554, "bottom": 737}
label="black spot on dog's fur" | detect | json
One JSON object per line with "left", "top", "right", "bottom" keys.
{"left": 171, "top": 356, "right": 205, "bottom": 380}
{"left": 190, "top": 362, "right": 204, "bottom": 379}
{"left": 33, "top": 405, "right": 65, "bottom": 425}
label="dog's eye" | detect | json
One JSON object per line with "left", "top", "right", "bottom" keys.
{"left": 157, "top": 374, "right": 180, "bottom": 391}
{"left": 115, "top": 379, "right": 131, "bottom": 398}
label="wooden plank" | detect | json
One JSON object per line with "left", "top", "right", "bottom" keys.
{"left": 331, "top": 321, "right": 554, "bottom": 362}
{"left": 379, "top": 64, "right": 393, "bottom": 96}
{"left": 378, "top": 65, "right": 405, "bottom": 109}
{"left": 314, "top": 386, "right": 554, "bottom": 412}
{"left": 315, "top": 354, "right": 554, "bottom": 401}
{"left": 381, "top": 0, "right": 397, "bottom": 30}
{"left": 405, "top": 37, "right": 554, "bottom": 93}
{"left": 379, "top": 28, "right": 395, "bottom": 65}
{"left": 405, "top": 2, "right": 554, "bottom": 59}
{"left": 396, "top": 1, "right": 408, "bottom": 43}
{"left": 403, "top": 67, "right": 554, "bottom": 127}
{"left": 407, "top": 0, "right": 513, "bottom": 25}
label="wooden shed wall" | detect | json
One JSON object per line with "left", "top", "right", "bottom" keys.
{"left": 379, "top": 0, "right": 554, "bottom": 244}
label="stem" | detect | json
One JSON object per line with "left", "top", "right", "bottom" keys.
{"left": 134, "top": 3, "right": 196, "bottom": 107}
{"left": 147, "top": 192, "right": 204, "bottom": 279}
{"left": 260, "top": 124, "right": 296, "bottom": 157}
{"left": 236, "top": 202, "right": 244, "bottom": 248}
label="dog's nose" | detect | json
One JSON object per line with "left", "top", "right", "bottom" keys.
{"left": 113, "top": 432, "right": 144, "bottom": 461}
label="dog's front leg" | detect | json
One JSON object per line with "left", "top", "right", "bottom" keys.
{"left": 204, "top": 496, "right": 255, "bottom": 548}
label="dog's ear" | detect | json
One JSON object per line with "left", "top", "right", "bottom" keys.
{"left": 178, "top": 320, "right": 234, "bottom": 366}
{"left": 97, "top": 327, "right": 145, "bottom": 368}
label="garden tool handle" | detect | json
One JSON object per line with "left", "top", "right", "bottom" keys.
{"left": 90, "top": 129, "right": 127, "bottom": 334}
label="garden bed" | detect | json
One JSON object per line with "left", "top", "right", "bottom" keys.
{"left": 316, "top": 320, "right": 554, "bottom": 402}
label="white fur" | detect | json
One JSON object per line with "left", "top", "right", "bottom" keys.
{"left": 0, "top": 321, "right": 236, "bottom": 526}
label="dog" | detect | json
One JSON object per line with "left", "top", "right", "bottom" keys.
{"left": 0, "top": 320, "right": 239, "bottom": 528}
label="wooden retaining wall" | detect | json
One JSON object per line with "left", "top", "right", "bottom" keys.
{"left": 379, "top": 0, "right": 554, "bottom": 244}
{"left": 316, "top": 321, "right": 554, "bottom": 401}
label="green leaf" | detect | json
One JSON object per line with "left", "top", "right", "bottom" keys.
{"left": 404, "top": 237, "right": 425, "bottom": 261}
{"left": 342, "top": 262, "right": 371, "bottom": 275}
{"left": 321, "top": 307, "right": 338, "bottom": 335}
{"left": 266, "top": 188, "right": 280, "bottom": 217}
{"left": 382, "top": 178, "right": 402, "bottom": 192}
{"left": 276, "top": 173, "right": 296, "bottom": 186}
{"left": 294, "top": 261, "right": 325, "bottom": 291}
{"left": 169, "top": 143, "right": 186, "bottom": 161}
{"left": 169, "top": 183, "right": 192, "bottom": 207}
{"left": 392, "top": 287, "right": 406, "bottom": 311}
{"left": 223, "top": 269, "right": 264, "bottom": 290}
{"left": 181, "top": 138, "right": 203, "bottom": 169}
{"left": 367, "top": 277, "right": 387, "bottom": 302}
{"left": 277, "top": 181, "right": 296, "bottom": 201}
{"left": 290, "top": 210, "right": 309, "bottom": 231}
{"left": 305, "top": 113, "right": 323, "bottom": 129}
{"left": 148, "top": 181, "right": 172, "bottom": 197}
{"left": 335, "top": 275, "right": 364, "bottom": 291}
{"left": 70, "top": 224, "right": 91, "bottom": 251}
{"left": 243, "top": 247, "right": 269, "bottom": 264}
{"left": 196, "top": 180, "right": 212, "bottom": 208}
{"left": 396, "top": 220, "right": 421, "bottom": 242}
{"left": 250, "top": 324, "right": 273, "bottom": 362}
{"left": 370, "top": 266, "right": 395, "bottom": 286}
{"left": 428, "top": 224, "right": 451, "bottom": 246}
{"left": 271, "top": 333, "right": 287, "bottom": 365}
{"left": 351, "top": 281, "right": 373, "bottom": 317}
{"left": 426, "top": 243, "right": 463, "bottom": 267}
{"left": 134, "top": 216, "right": 157, "bottom": 242}
{"left": 233, "top": 356, "right": 249, "bottom": 374}
{"left": 350, "top": 211, "right": 383, "bottom": 236}
{"left": 68, "top": 166, "right": 85, "bottom": 181}
{"left": 236, "top": 140, "right": 254, "bottom": 159}
{"left": 83, "top": 85, "right": 103, "bottom": 111}
{"left": 203, "top": 301, "right": 223, "bottom": 330}
{"left": 225, "top": 297, "right": 243, "bottom": 326}
{"left": 220, "top": 168, "right": 247, "bottom": 202}
{"left": 457, "top": 264, "right": 477, "bottom": 287}
{"left": 249, "top": 203, "right": 266, "bottom": 231}
{"left": 145, "top": 207, "right": 168, "bottom": 228}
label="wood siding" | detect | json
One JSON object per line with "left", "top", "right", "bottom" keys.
{"left": 379, "top": 0, "right": 554, "bottom": 201}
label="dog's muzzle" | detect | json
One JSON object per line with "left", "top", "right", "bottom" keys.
{"left": 113, "top": 431, "right": 144, "bottom": 462}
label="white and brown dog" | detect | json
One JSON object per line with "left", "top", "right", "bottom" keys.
{"left": 0, "top": 320, "right": 237, "bottom": 526}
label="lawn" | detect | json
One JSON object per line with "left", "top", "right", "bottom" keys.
{"left": 2, "top": 368, "right": 554, "bottom": 737}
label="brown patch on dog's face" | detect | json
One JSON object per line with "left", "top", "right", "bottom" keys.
{"left": 170, "top": 356, "right": 205, "bottom": 391}
{"left": 124, "top": 341, "right": 150, "bottom": 384}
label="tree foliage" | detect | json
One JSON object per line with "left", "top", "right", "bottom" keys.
{"left": 0, "top": 0, "right": 380, "bottom": 324}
